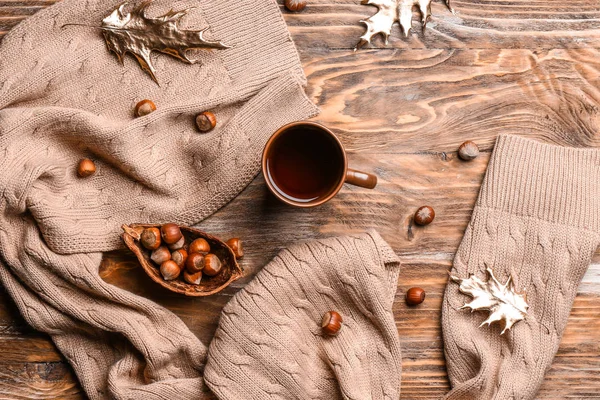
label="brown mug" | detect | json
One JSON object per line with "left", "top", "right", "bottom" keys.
{"left": 261, "top": 121, "right": 377, "bottom": 207}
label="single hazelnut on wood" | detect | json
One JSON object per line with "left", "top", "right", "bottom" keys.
{"left": 150, "top": 246, "right": 171, "bottom": 265}
{"left": 186, "top": 252, "right": 205, "bottom": 273}
{"left": 203, "top": 253, "right": 222, "bottom": 276}
{"left": 171, "top": 248, "right": 188, "bottom": 268}
{"left": 168, "top": 236, "right": 186, "bottom": 250}
{"left": 226, "top": 238, "right": 244, "bottom": 259}
{"left": 406, "top": 287, "right": 426, "bottom": 306}
{"left": 414, "top": 206, "right": 435, "bottom": 226}
{"left": 160, "top": 260, "right": 181, "bottom": 281}
{"left": 134, "top": 99, "right": 156, "bottom": 117}
{"left": 183, "top": 270, "right": 203, "bottom": 285}
{"left": 285, "top": 0, "right": 306, "bottom": 12}
{"left": 458, "top": 141, "right": 479, "bottom": 161}
{"left": 195, "top": 111, "right": 216, "bottom": 132}
{"left": 321, "top": 311, "right": 343, "bottom": 336}
{"left": 161, "top": 223, "right": 183, "bottom": 245}
{"left": 140, "top": 227, "right": 161, "bottom": 250}
{"left": 77, "top": 158, "right": 96, "bottom": 178}
{"left": 189, "top": 238, "right": 210, "bottom": 255}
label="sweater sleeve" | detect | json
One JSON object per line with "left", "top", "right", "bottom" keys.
{"left": 442, "top": 134, "right": 600, "bottom": 400}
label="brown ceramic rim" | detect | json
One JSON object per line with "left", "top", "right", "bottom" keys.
{"left": 262, "top": 121, "right": 347, "bottom": 208}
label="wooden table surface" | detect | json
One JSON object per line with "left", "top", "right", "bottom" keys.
{"left": 1, "top": 0, "right": 600, "bottom": 398}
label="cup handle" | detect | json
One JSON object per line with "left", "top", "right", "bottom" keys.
{"left": 345, "top": 168, "right": 377, "bottom": 189}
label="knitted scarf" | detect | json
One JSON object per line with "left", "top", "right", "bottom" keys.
{"left": 0, "top": 0, "right": 318, "bottom": 398}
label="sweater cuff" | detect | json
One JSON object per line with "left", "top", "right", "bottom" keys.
{"left": 477, "top": 134, "right": 600, "bottom": 232}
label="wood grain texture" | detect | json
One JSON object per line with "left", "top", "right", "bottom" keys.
{"left": 1, "top": 0, "right": 600, "bottom": 398}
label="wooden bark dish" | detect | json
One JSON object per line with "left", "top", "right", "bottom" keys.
{"left": 121, "top": 224, "right": 243, "bottom": 296}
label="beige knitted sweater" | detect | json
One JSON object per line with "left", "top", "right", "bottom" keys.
{"left": 205, "top": 231, "right": 402, "bottom": 400}
{"left": 0, "top": 0, "right": 318, "bottom": 398}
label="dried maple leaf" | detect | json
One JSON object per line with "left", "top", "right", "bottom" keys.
{"left": 355, "top": 0, "right": 454, "bottom": 50}
{"left": 101, "top": 1, "right": 230, "bottom": 84}
{"left": 451, "top": 268, "right": 528, "bottom": 334}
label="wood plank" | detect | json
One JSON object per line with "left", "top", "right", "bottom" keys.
{"left": 1, "top": 0, "right": 600, "bottom": 49}
{"left": 0, "top": 362, "right": 82, "bottom": 399}
{"left": 284, "top": 0, "right": 600, "bottom": 50}
{"left": 300, "top": 48, "right": 600, "bottom": 153}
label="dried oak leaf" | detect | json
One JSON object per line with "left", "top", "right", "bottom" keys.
{"left": 101, "top": 1, "right": 230, "bottom": 84}
{"left": 355, "top": 0, "right": 454, "bottom": 50}
{"left": 451, "top": 267, "right": 528, "bottom": 334}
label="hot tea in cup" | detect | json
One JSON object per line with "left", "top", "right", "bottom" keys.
{"left": 262, "top": 121, "right": 377, "bottom": 207}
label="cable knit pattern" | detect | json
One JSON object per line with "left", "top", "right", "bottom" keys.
{"left": 204, "top": 230, "right": 402, "bottom": 400}
{"left": 442, "top": 135, "right": 600, "bottom": 400}
{"left": 0, "top": 0, "right": 318, "bottom": 398}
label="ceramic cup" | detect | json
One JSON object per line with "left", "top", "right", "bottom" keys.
{"left": 262, "top": 121, "right": 377, "bottom": 207}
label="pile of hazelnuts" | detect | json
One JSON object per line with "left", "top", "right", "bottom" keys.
{"left": 139, "top": 223, "right": 243, "bottom": 285}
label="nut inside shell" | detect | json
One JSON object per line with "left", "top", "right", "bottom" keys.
{"left": 122, "top": 224, "right": 243, "bottom": 296}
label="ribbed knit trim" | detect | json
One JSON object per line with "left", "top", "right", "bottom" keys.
{"left": 204, "top": 0, "right": 307, "bottom": 90}
{"left": 478, "top": 134, "right": 600, "bottom": 232}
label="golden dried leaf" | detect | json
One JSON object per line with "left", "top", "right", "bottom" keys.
{"left": 355, "top": 0, "right": 454, "bottom": 50}
{"left": 451, "top": 268, "right": 528, "bottom": 334}
{"left": 101, "top": 1, "right": 230, "bottom": 84}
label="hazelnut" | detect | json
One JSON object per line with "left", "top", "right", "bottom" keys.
{"left": 140, "top": 227, "right": 161, "bottom": 250}
{"left": 160, "top": 260, "right": 181, "bottom": 281}
{"left": 321, "top": 311, "right": 342, "bottom": 336}
{"left": 161, "top": 223, "right": 183, "bottom": 245}
{"left": 171, "top": 248, "right": 188, "bottom": 268}
{"left": 150, "top": 246, "right": 171, "bottom": 265}
{"left": 77, "top": 158, "right": 96, "bottom": 178}
{"left": 458, "top": 141, "right": 479, "bottom": 161}
{"left": 203, "top": 253, "right": 222, "bottom": 276}
{"left": 189, "top": 238, "right": 210, "bottom": 255}
{"left": 168, "top": 236, "right": 185, "bottom": 250}
{"left": 134, "top": 99, "right": 156, "bottom": 117}
{"left": 414, "top": 206, "right": 435, "bottom": 226}
{"left": 183, "top": 270, "right": 202, "bottom": 285}
{"left": 195, "top": 111, "right": 216, "bottom": 132}
{"left": 226, "top": 238, "right": 244, "bottom": 259}
{"left": 186, "top": 252, "right": 205, "bottom": 273}
{"left": 285, "top": 0, "right": 306, "bottom": 12}
{"left": 406, "top": 287, "right": 426, "bottom": 306}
